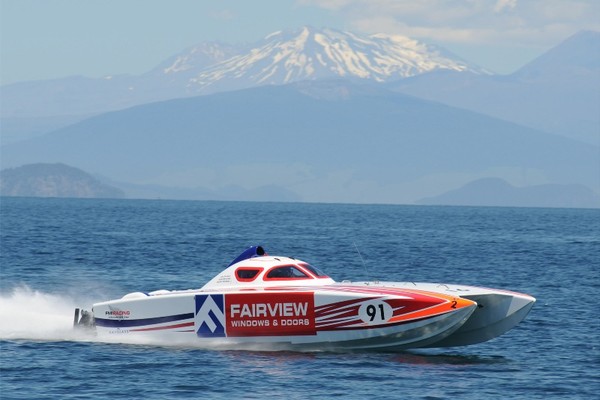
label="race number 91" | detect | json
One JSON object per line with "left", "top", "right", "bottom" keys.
{"left": 358, "top": 300, "right": 393, "bottom": 325}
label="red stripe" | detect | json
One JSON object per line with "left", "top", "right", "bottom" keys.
{"left": 317, "top": 307, "right": 360, "bottom": 321}
{"left": 315, "top": 297, "right": 378, "bottom": 316}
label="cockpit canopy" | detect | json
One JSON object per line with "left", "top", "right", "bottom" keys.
{"left": 234, "top": 262, "right": 328, "bottom": 281}
{"left": 201, "top": 246, "right": 334, "bottom": 290}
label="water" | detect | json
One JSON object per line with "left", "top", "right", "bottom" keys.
{"left": 1, "top": 197, "right": 599, "bottom": 399}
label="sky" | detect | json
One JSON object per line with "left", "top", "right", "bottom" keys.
{"left": 1, "top": 0, "right": 599, "bottom": 86}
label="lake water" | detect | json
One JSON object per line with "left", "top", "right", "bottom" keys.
{"left": 1, "top": 197, "right": 599, "bottom": 399}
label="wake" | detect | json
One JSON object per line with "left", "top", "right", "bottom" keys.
{"left": 0, "top": 286, "right": 158, "bottom": 346}
{"left": 0, "top": 285, "right": 243, "bottom": 349}
{"left": 0, "top": 285, "right": 91, "bottom": 342}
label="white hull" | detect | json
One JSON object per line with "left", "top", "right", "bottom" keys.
{"left": 91, "top": 287, "right": 477, "bottom": 350}
{"left": 75, "top": 247, "right": 535, "bottom": 350}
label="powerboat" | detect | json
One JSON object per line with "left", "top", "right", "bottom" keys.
{"left": 74, "top": 246, "right": 535, "bottom": 350}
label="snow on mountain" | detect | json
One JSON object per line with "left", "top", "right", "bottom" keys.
{"left": 148, "top": 42, "right": 241, "bottom": 78}
{"left": 179, "top": 26, "right": 485, "bottom": 93}
{"left": 0, "top": 26, "right": 486, "bottom": 120}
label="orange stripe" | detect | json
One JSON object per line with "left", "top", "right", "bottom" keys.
{"left": 388, "top": 295, "right": 475, "bottom": 323}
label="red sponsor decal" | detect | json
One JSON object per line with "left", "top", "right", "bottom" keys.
{"left": 225, "top": 292, "right": 316, "bottom": 336}
{"left": 105, "top": 310, "right": 131, "bottom": 318}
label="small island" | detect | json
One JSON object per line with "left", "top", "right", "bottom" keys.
{"left": 0, "top": 163, "right": 124, "bottom": 198}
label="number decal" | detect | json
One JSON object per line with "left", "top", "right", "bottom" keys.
{"left": 359, "top": 300, "right": 393, "bottom": 325}
{"left": 366, "top": 304, "right": 385, "bottom": 321}
{"left": 366, "top": 304, "right": 377, "bottom": 321}
{"left": 450, "top": 300, "right": 457, "bottom": 309}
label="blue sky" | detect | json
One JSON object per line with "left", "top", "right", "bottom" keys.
{"left": 1, "top": 0, "right": 599, "bottom": 85}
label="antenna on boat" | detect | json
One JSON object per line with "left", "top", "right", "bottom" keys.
{"left": 353, "top": 241, "right": 371, "bottom": 282}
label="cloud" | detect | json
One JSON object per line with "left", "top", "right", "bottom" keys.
{"left": 494, "top": 0, "right": 517, "bottom": 13}
{"left": 297, "top": 0, "right": 600, "bottom": 46}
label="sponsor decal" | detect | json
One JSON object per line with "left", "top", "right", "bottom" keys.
{"left": 105, "top": 308, "right": 131, "bottom": 319}
{"left": 225, "top": 292, "right": 316, "bottom": 336}
{"left": 195, "top": 294, "right": 226, "bottom": 337}
{"left": 109, "top": 329, "right": 130, "bottom": 334}
{"left": 105, "top": 310, "right": 130, "bottom": 316}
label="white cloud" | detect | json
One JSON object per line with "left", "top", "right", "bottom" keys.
{"left": 297, "top": 0, "right": 600, "bottom": 46}
{"left": 494, "top": 0, "right": 517, "bottom": 13}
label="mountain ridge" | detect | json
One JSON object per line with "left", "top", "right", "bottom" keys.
{"left": 0, "top": 26, "right": 485, "bottom": 120}
{"left": 390, "top": 30, "right": 600, "bottom": 144}
{"left": 2, "top": 81, "right": 597, "bottom": 205}
{"left": 417, "top": 177, "right": 600, "bottom": 208}
{"left": 184, "top": 26, "right": 485, "bottom": 94}
{"left": 1, "top": 28, "right": 597, "bottom": 147}
{"left": 1, "top": 28, "right": 597, "bottom": 207}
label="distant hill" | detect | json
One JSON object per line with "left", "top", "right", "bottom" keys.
{"left": 2, "top": 28, "right": 597, "bottom": 153}
{"left": 417, "top": 178, "right": 600, "bottom": 208}
{"left": 1, "top": 82, "right": 597, "bottom": 205}
{"left": 512, "top": 30, "right": 600, "bottom": 78}
{"left": 390, "top": 30, "right": 600, "bottom": 144}
{"left": 1, "top": 28, "right": 598, "bottom": 206}
{"left": 0, "top": 163, "right": 124, "bottom": 198}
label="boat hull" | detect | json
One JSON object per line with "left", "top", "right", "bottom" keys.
{"left": 76, "top": 248, "right": 535, "bottom": 350}
{"left": 90, "top": 287, "right": 477, "bottom": 350}
{"left": 351, "top": 282, "right": 536, "bottom": 347}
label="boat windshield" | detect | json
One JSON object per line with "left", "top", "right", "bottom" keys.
{"left": 266, "top": 265, "right": 309, "bottom": 279}
{"left": 300, "top": 263, "right": 328, "bottom": 277}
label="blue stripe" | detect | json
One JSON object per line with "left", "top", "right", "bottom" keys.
{"left": 95, "top": 312, "right": 194, "bottom": 328}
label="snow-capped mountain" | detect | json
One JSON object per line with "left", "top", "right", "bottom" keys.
{"left": 174, "top": 26, "right": 485, "bottom": 93}
{"left": 1, "top": 26, "right": 486, "bottom": 121}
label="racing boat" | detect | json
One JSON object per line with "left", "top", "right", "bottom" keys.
{"left": 74, "top": 246, "right": 535, "bottom": 350}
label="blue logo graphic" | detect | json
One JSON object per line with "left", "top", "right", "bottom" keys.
{"left": 195, "top": 294, "right": 226, "bottom": 337}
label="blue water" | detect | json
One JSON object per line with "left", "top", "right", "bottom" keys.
{"left": 1, "top": 197, "right": 599, "bottom": 399}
